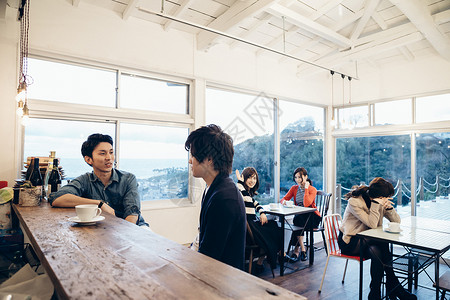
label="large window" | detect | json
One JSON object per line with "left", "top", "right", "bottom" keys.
{"left": 279, "top": 100, "right": 324, "bottom": 195}
{"left": 120, "top": 74, "right": 189, "bottom": 114}
{"left": 119, "top": 124, "right": 189, "bottom": 201}
{"left": 374, "top": 99, "right": 412, "bottom": 125}
{"left": 23, "top": 57, "right": 191, "bottom": 202}
{"left": 206, "top": 88, "right": 274, "bottom": 204}
{"left": 27, "top": 58, "right": 116, "bottom": 107}
{"left": 336, "top": 135, "right": 411, "bottom": 215}
{"left": 416, "top": 132, "right": 450, "bottom": 220}
{"left": 416, "top": 94, "right": 450, "bottom": 123}
{"left": 24, "top": 119, "right": 115, "bottom": 180}
{"left": 335, "top": 94, "right": 450, "bottom": 219}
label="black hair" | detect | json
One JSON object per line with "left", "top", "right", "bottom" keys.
{"left": 184, "top": 124, "right": 234, "bottom": 176}
{"left": 293, "top": 167, "right": 313, "bottom": 186}
{"left": 242, "top": 167, "right": 259, "bottom": 197}
{"left": 345, "top": 177, "right": 394, "bottom": 209}
{"left": 81, "top": 133, "right": 114, "bottom": 160}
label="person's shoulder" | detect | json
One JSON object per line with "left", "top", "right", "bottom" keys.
{"left": 114, "top": 169, "right": 137, "bottom": 179}
{"left": 348, "top": 196, "right": 363, "bottom": 206}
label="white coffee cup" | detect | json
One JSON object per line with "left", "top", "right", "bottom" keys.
{"left": 388, "top": 222, "right": 400, "bottom": 232}
{"left": 269, "top": 203, "right": 278, "bottom": 209}
{"left": 75, "top": 204, "right": 102, "bottom": 222}
{"left": 286, "top": 200, "right": 294, "bottom": 207}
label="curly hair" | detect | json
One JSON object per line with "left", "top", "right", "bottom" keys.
{"left": 185, "top": 124, "right": 234, "bottom": 176}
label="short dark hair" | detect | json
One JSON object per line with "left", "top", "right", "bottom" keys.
{"left": 185, "top": 124, "right": 234, "bottom": 176}
{"left": 293, "top": 167, "right": 312, "bottom": 185}
{"left": 81, "top": 133, "right": 114, "bottom": 159}
{"left": 242, "top": 167, "right": 259, "bottom": 196}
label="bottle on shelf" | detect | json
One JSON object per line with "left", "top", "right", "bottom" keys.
{"left": 25, "top": 157, "right": 34, "bottom": 181}
{"left": 29, "top": 157, "right": 43, "bottom": 201}
{"left": 48, "top": 158, "right": 61, "bottom": 193}
{"left": 44, "top": 151, "right": 56, "bottom": 196}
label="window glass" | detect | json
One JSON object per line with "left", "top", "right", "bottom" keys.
{"left": 27, "top": 58, "right": 116, "bottom": 107}
{"left": 118, "top": 123, "right": 189, "bottom": 201}
{"left": 415, "top": 132, "right": 450, "bottom": 220}
{"left": 206, "top": 88, "right": 274, "bottom": 204}
{"left": 336, "top": 135, "right": 411, "bottom": 217}
{"left": 374, "top": 99, "right": 412, "bottom": 125}
{"left": 416, "top": 94, "right": 450, "bottom": 123}
{"left": 23, "top": 118, "right": 115, "bottom": 180}
{"left": 120, "top": 74, "right": 188, "bottom": 114}
{"left": 338, "top": 106, "right": 368, "bottom": 129}
{"left": 279, "top": 100, "right": 324, "bottom": 195}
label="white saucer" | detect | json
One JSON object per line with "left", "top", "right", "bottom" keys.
{"left": 384, "top": 228, "right": 402, "bottom": 233}
{"left": 284, "top": 205, "right": 295, "bottom": 208}
{"left": 269, "top": 207, "right": 280, "bottom": 211}
{"left": 68, "top": 215, "right": 105, "bottom": 225}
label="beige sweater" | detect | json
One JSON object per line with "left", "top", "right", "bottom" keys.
{"left": 340, "top": 196, "right": 401, "bottom": 244}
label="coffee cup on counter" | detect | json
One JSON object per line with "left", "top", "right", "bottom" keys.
{"left": 75, "top": 204, "right": 102, "bottom": 222}
{"left": 388, "top": 222, "right": 401, "bottom": 232}
{"left": 269, "top": 203, "right": 278, "bottom": 210}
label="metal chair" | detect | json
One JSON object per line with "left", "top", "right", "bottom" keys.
{"left": 286, "top": 191, "right": 332, "bottom": 255}
{"left": 307, "top": 191, "right": 332, "bottom": 254}
{"left": 318, "top": 214, "right": 367, "bottom": 292}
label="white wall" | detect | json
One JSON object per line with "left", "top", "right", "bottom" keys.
{"left": 1, "top": 0, "right": 450, "bottom": 244}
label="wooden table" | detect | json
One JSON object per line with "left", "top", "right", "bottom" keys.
{"left": 262, "top": 204, "right": 317, "bottom": 276}
{"left": 12, "top": 203, "right": 306, "bottom": 300}
{"left": 357, "top": 217, "right": 450, "bottom": 300}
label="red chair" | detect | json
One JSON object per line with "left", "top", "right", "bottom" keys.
{"left": 318, "top": 214, "right": 367, "bottom": 292}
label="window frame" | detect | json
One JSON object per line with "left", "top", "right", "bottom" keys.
{"left": 19, "top": 54, "right": 195, "bottom": 208}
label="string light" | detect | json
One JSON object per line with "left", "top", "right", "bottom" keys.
{"left": 16, "top": 0, "right": 31, "bottom": 124}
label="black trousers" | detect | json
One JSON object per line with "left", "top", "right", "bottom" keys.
{"left": 338, "top": 231, "right": 401, "bottom": 296}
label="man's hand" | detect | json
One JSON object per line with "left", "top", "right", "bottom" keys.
{"left": 101, "top": 202, "right": 115, "bottom": 215}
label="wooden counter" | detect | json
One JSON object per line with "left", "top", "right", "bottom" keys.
{"left": 13, "top": 203, "right": 306, "bottom": 299}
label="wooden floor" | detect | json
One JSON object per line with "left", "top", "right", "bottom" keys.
{"left": 253, "top": 243, "right": 448, "bottom": 299}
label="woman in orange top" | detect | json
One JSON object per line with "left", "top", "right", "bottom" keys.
{"left": 280, "top": 167, "right": 321, "bottom": 261}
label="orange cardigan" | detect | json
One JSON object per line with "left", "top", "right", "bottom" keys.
{"left": 281, "top": 185, "right": 320, "bottom": 217}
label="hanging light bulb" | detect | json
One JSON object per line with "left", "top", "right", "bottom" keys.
{"left": 16, "top": 100, "right": 24, "bottom": 116}
{"left": 330, "top": 70, "right": 336, "bottom": 128}
{"left": 16, "top": 81, "right": 27, "bottom": 102}
{"left": 21, "top": 102, "right": 29, "bottom": 126}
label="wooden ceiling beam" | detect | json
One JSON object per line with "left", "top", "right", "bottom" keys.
{"left": 390, "top": 0, "right": 450, "bottom": 60}
{"left": 123, "top": 0, "right": 139, "bottom": 21}
{"left": 350, "top": 0, "right": 380, "bottom": 41}
{"left": 163, "top": 0, "right": 194, "bottom": 31}
{"left": 267, "top": 3, "right": 352, "bottom": 48}
{"left": 197, "top": 0, "right": 275, "bottom": 51}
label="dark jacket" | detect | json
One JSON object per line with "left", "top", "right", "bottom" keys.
{"left": 198, "top": 175, "right": 246, "bottom": 270}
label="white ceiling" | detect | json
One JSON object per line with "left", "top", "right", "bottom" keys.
{"left": 75, "top": 0, "right": 450, "bottom": 77}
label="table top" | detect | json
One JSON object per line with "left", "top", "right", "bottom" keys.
{"left": 400, "top": 216, "right": 450, "bottom": 234}
{"left": 357, "top": 216, "right": 450, "bottom": 253}
{"left": 13, "top": 203, "right": 306, "bottom": 300}
{"left": 262, "top": 204, "right": 316, "bottom": 217}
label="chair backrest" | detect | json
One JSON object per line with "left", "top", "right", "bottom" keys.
{"left": 323, "top": 214, "right": 342, "bottom": 255}
{"left": 246, "top": 221, "right": 257, "bottom": 246}
{"left": 316, "top": 191, "right": 332, "bottom": 227}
